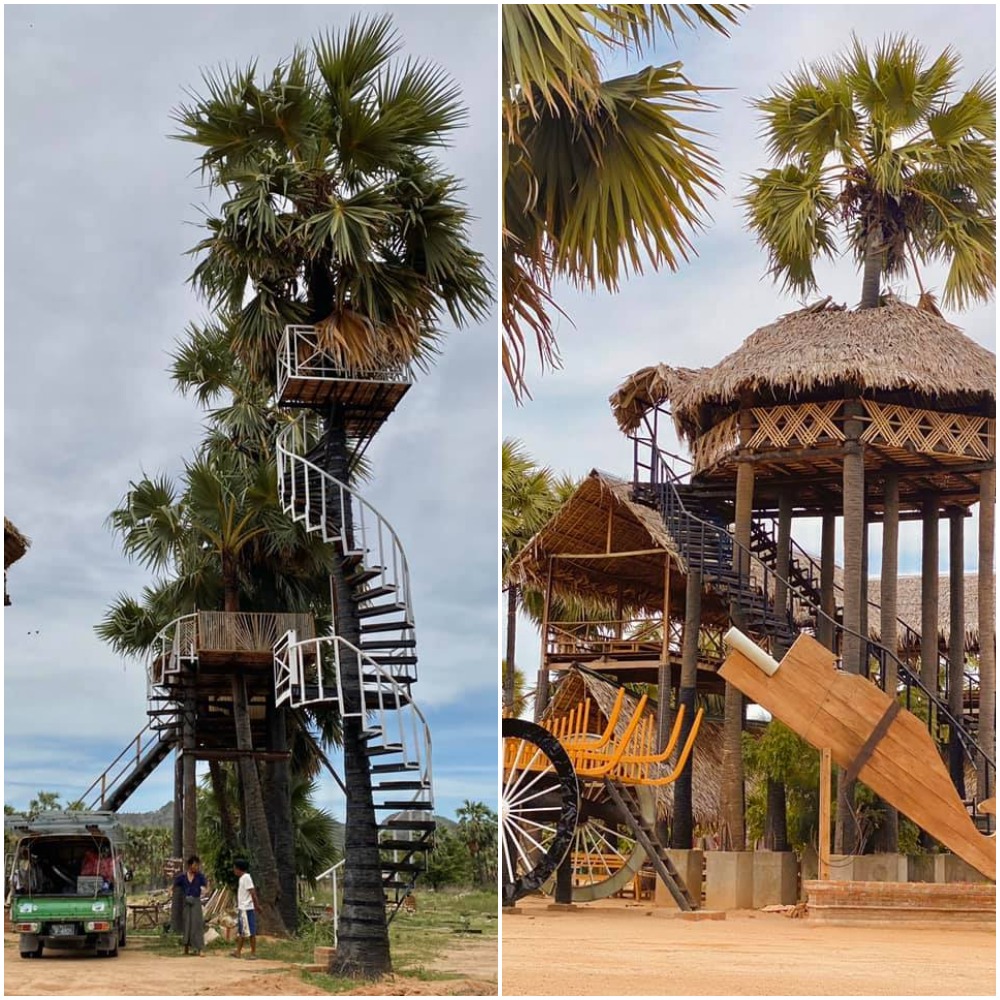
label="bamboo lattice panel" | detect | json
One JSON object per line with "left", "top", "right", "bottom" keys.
{"left": 692, "top": 414, "right": 739, "bottom": 474}
{"left": 861, "top": 401, "right": 995, "bottom": 461}
{"left": 748, "top": 401, "right": 846, "bottom": 450}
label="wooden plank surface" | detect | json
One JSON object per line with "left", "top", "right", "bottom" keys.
{"left": 720, "top": 633, "right": 995, "bottom": 881}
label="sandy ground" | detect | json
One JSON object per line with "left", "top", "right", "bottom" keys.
{"left": 501, "top": 898, "right": 997, "bottom": 996}
{"left": 4, "top": 933, "right": 497, "bottom": 996}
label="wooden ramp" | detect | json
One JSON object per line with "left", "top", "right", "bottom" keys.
{"left": 720, "top": 633, "right": 995, "bottom": 882}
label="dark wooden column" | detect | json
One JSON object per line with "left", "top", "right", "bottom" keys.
{"left": 880, "top": 473, "right": 900, "bottom": 850}
{"left": 182, "top": 667, "right": 197, "bottom": 860}
{"left": 978, "top": 469, "right": 996, "bottom": 805}
{"left": 818, "top": 509, "right": 837, "bottom": 651}
{"left": 723, "top": 405, "right": 754, "bottom": 851}
{"left": 533, "top": 558, "right": 554, "bottom": 722}
{"left": 671, "top": 566, "right": 702, "bottom": 849}
{"left": 921, "top": 495, "right": 940, "bottom": 695}
{"left": 172, "top": 752, "right": 184, "bottom": 858}
{"left": 948, "top": 507, "right": 966, "bottom": 796}
{"left": 837, "top": 400, "right": 865, "bottom": 854}
{"left": 656, "top": 556, "right": 673, "bottom": 752}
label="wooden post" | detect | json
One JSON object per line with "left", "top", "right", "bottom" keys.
{"left": 819, "top": 747, "right": 832, "bottom": 880}
{"left": 978, "top": 468, "right": 996, "bottom": 806}
{"left": 671, "top": 566, "right": 702, "bottom": 849}
{"left": 921, "top": 494, "right": 940, "bottom": 695}
{"left": 182, "top": 667, "right": 197, "bottom": 861}
{"left": 948, "top": 507, "right": 966, "bottom": 796}
{"left": 172, "top": 751, "right": 183, "bottom": 859}
{"left": 533, "top": 557, "right": 555, "bottom": 722}
{"left": 880, "top": 473, "right": 900, "bottom": 851}
{"left": 656, "top": 556, "right": 673, "bottom": 752}
{"left": 819, "top": 509, "right": 836, "bottom": 651}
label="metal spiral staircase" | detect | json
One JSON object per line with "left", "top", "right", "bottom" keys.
{"left": 273, "top": 420, "right": 434, "bottom": 904}
{"left": 632, "top": 436, "right": 995, "bottom": 831}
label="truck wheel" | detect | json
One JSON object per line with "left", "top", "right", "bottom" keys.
{"left": 119, "top": 922, "right": 127, "bottom": 948}
{"left": 20, "top": 946, "right": 42, "bottom": 959}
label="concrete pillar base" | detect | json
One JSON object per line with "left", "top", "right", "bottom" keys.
{"left": 705, "top": 851, "right": 754, "bottom": 910}
{"left": 655, "top": 849, "right": 703, "bottom": 908}
{"left": 752, "top": 851, "right": 799, "bottom": 907}
{"left": 830, "top": 853, "right": 909, "bottom": 882}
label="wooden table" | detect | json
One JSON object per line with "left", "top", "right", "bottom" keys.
{"left": 128, "top": 901, "right": 162, "bottom": 929}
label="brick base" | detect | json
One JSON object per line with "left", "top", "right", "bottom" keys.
{"left": 805, "top": 880, "right": 996, "bottom": 925}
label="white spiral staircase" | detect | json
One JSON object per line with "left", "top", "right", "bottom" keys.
{"left": 274, "top": 423, "right": 435, "bottom": 898}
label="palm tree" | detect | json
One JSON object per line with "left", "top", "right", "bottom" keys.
{"left": 502, "top": 3, "right": 744, "bottom": 398}
{"left": 501, "top": 439, "right": 561, "bottom": 710}
{"left": 455, "top": 800, "right": 498, "bottom": 886}
{"left": 744, "top": 35, "right": 995, "bottom": 311}
{"left": 172, "top": 17, "right": 489, "bottom": 977}
{"left": 744, "top": 34, "right": 995, "bottom": 852}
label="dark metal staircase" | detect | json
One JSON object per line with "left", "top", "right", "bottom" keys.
{"left": 79, "top": 719, "right": 178, "bottom": 812}
{"left": 632, "top": 438, "right": 995, "bottom": 831}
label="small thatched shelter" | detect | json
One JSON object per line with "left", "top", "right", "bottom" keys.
{"left": 542, "top": 666, "right": 725, "bottom": 830}
{"left": 4, "top": 517, "right": 30, "bottom": 606}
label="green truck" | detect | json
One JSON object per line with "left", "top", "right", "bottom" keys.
{"left": 6, "top": 811, "right": 131, "bottom": 958}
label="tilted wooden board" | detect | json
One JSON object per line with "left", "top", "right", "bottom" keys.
{"left": 720, "top": 633, "right": 995, "bottom": 882}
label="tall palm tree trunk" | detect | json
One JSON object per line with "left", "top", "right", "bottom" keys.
{"left": 859, "top": 224, "right": 884, "bottom": 309}
{"left": 503, "top": 585, "right": 518, "bottom": 712}
{"left": 223, "top": 576, "right": 287, "bottom": 936}
{"left": 948, "top": 510, "right": 966, "bottom": 797}
{"left": 978, "top": 470, "right": 995, "bottom": 807}
{"left": 267, "top": 697, "right": 298, "bottom": 933}
{"left": 208, "top": 759, "right": 238, "bottom": 853}
{"left": 322, "top": 407, "right": 392, "bottom": 979}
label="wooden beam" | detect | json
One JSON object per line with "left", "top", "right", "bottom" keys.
{"left": 551, "top": 548, "right": 667, "bottom": 560}
{"left": 819, "top": 747, "right": 832, "bottom": 880}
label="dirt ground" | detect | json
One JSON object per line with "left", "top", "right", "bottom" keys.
{"left": 501, "top": 898, "right": 996, "bottom": 996}
{"left": 3, "top": 933, "right": 497, "bottom": 997}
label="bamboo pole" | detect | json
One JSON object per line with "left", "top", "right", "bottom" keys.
{"left": 656, "top": 555, "right": 673, "bottom": 752}
{"left": 533, "top": 557, "right": 555, "bottom": 722}
{"left": 819, "top": 747, "right": 832, "bottom": 880}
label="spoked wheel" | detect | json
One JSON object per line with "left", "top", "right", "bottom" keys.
{"left": 501, "top": 718, "right": 579, "bottom": 906}
{"left": 551, "top": 782, "right": 655, "bottom": 902}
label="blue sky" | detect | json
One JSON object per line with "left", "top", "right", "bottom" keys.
{"left": 503, "top": 4, "right": 997, "bottom": 671}
{"left": 3, "top": 5, "right": 498, "bottom": 821}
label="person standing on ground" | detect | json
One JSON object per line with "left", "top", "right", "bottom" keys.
{"left": 174, "top": 855, "right": 209, "bottom": 956}
{"left": 231, "top": 858, "right": 260, "bottom": 959}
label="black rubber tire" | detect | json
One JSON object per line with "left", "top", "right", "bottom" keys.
{"left": 119, "top": 922, "right": 127, "bottom": 948}
{"left": 501, "top": 717, "right": 579, "bottom": 906}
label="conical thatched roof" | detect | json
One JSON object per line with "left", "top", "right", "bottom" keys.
{"left": 543, "top": 666, "right": 724, "bottom": 827}
{"left": 610, "top": 364, "right": 705, "bottom": 434}
{"left": 4, "top": 518, "right": 29, "bottom": 570}
{"left": 612, "top": 299, "right": 996, "bottom": 442}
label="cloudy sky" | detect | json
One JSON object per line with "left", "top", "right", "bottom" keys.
{"left": 504, "top": 4, "right": 997, "bottom": 669}
{"left": 4, "top": 5, "right": 498, "bottom": 821}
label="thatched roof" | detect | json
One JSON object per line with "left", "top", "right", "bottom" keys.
{"left": 4, "top": 518, "right": 29, "bottom": 570}
{"left": 870, "top": 574, "right": 981, "bottom": 653}
{"left": 505, "top": 470, "right": 687, "bottom": 613}
{"left": 610, "top": 364, "right": 705, "bottom": 434}
{"left": 612, "top": 299, "right": 997, "bottom": 442}
{"left": 543, "top": 666, "right": 724, "bottom": 827}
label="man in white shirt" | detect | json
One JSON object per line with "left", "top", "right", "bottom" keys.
{"left": 231, "top": 858, "right": 260, "bottom": 959}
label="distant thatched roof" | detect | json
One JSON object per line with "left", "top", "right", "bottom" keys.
{"left": 870, "top": 574, "right": 981, "bottom": 653}
{"left": 505, "top": 470, "right": 687, "bottom": 613}
{"left": 543, "top": 667, "right": 724, "bottom": 827}
{"left": 612, "top": 299, "right": 997, "bottom": 442}
{"left": 4, "top": 518, "right": 29, "bottom": 570}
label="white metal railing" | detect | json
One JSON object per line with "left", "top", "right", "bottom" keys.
{"left": 315, "top": 859, "right": 345, "bottom": 948}
{"left": 276, "top": 426, "right": 415, "bottom": 633}
{"left": 148, "top": 613, "right": 199, "bottom": 688}
{"left": 277, "top": 325, "right": 413, "bottom": 405}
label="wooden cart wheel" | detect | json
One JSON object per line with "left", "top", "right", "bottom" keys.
{"left": 501, "top": 718, "right": 579, "bottom": 906}
{"left": 550, "top": 782, "right": 655, "bottom": 902}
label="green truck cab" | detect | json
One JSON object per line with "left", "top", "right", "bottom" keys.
{"left": 6, "top": 811, "right": 131, "bottom": 958}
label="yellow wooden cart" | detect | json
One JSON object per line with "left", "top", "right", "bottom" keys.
{"left": 501, "top": 688, "right": 703, "bottom": 907}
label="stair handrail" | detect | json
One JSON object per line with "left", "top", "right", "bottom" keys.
{"left": 635, "top": 441, "right": 995, "bottom": 785}
{"left": 79, "top": 716, "right": 177, "bottom": 810}
{"left": 753, "top": 512, "right": 981, "bottom": 705}
{"left": 276, "top": 428, "right": 413, "bottom": 623}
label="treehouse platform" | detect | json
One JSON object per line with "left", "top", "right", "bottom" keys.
{"left": 276, "top": 325, "right": 411, "bottom": 438}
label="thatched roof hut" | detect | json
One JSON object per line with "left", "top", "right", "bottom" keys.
{"left": 4, "top": 518, "right": 30, "bottom": 607}
{"left": 870, "top": 574, "right": 980, "bottom": 654}
{"left": 542, "top": 666, "right": 725, "bottom": 828}
{"left": 613, "top": 299, "right": 996, "bottom": 443}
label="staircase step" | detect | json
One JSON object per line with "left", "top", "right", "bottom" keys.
{"left": 378, "top": 838, "right": 430, "bottom": 851}
{"left": 377, "top": 800, "right": 434, "bottom": 811}
{"left": 357, "top": 602, "right": 407, "bottom": 619}
{"left": 360, "top": 618, "right": 415, "bottom": 633}
{"left": 371, "top": 762, "right": 420, "bottom": 774}
{"left": 352, "top": 585, "right": 398, "bottom": 603}
{"left": 382, "top": 819, "right": 435, "bottom": 831}
{"left": 367, "top": 744, "right": 405, "bottom": 756}
{"left": 362, "top": 672, "right": 416, "bottom": 686}
{"left": 382, "top": 861, "right": 425, "bottom": 873}
{"left": 369, "top": 654, "right": 418, "bottom": 667}
{"left": 374, "top": 781, "right": 427, "bottom": 791}
{"left": 346, "top": 566, "right": 386, "bottom": 587}
{"left": 360, "top": 639, "right": 418, "bottom": 651}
